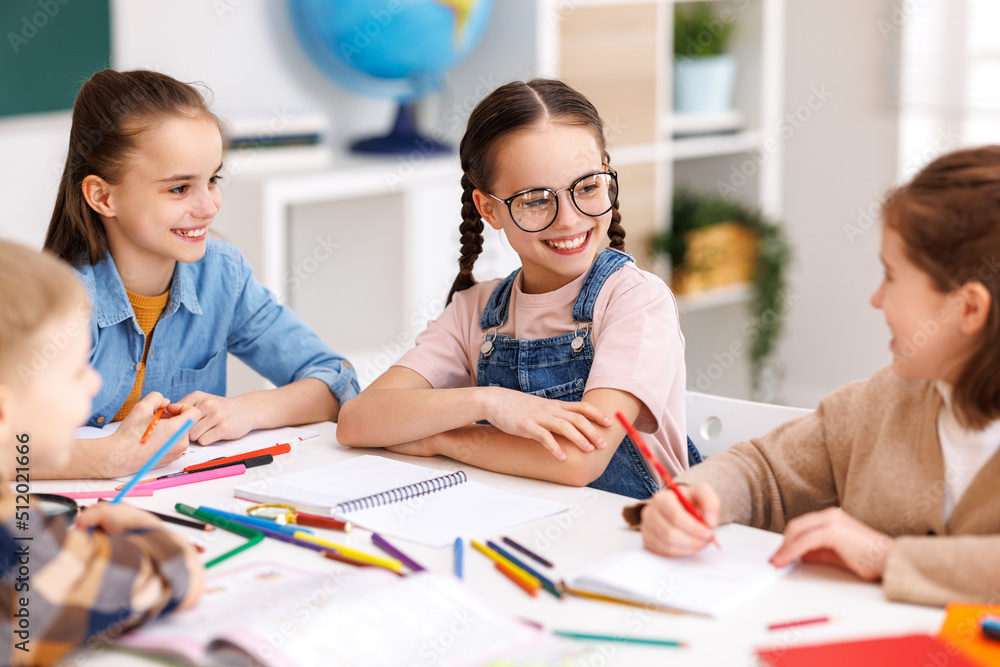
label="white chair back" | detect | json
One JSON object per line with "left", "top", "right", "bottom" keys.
{"left": 686, "top": 391, "right": 814, "bottom": 458}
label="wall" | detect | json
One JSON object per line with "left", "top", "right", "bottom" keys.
{"left": 776, "top": 0, "right": 899, "bottom": 406}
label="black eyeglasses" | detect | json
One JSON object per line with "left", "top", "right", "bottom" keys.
{"left": 484, "top": 169, "right": 618, "bottom": 233}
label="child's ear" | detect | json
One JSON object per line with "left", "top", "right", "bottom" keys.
{"left": 81, "top": 175, "right": 115, "bottom": 217}
{"left": 472, "top": 189, "right": 503, "bottom": 231}
{"left": 958, "top": 280, "right": 992, "bottom": 335}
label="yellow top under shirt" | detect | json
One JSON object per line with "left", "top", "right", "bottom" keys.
{"left": 113, "top": 287, "right": 170, "bottom": 422}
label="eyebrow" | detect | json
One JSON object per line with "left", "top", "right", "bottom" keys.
{"left": 157, "top": 162, "right": 224, "bottom": 183}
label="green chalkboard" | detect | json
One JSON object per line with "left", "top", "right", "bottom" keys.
{"left": 0, "top": 0, "right": 110, "bottom": 117}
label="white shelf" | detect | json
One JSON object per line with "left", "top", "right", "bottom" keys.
{"left": 676, "top": 282, "right": 751, "bottom": 313}
{"left": 671, "top": 129, "right": 764, "bottom": 161}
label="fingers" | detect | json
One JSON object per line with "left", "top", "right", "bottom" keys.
{"left": 640, "top": 487, "right": 715, "bottom": 556}
{"left": 76, "top": 503, "right": 162, "bottom": 534}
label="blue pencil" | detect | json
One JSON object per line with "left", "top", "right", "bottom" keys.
{"left": 195, "top": 506, "right": 312, "bottom": 536}
{"left": 487, "top": 540, "right": 563, "bottom": 598}
{"left": 110, "top": 418, "right": 193, "bottom": 505}
{"left": 454, "top": 537, "right": 463, "bottom": 579}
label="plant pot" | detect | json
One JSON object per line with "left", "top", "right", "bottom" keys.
{"left": 671, "top": 222, "right": 757, "bottom": 295}
{"left": 673, "top": 54, "right": 737, "bottom": 114}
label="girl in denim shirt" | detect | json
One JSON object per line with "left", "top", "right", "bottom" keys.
{"left": 338, "top": 80, "right": 691, "bottom": 499}
{"left": 41, "top": 69, "right": 359, "bottom": 479}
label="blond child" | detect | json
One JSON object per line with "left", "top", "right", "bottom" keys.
{"left": 0, "top": 241, "right": 202, "bottom": 663}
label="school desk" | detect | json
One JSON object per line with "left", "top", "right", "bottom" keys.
{"left": 32, "top": 422, "right": 944, "bottom": 667}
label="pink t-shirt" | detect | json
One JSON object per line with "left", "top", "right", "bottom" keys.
{"left": 395, "top": 262, "right": 688, "bottom": 478}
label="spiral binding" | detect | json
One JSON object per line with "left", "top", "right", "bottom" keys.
{"left": 334, "top": 470, "right": 468, "bottom": 514}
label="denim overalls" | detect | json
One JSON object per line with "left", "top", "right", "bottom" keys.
{"left": 476, "top": 248, "right": 698, "bottom": 500}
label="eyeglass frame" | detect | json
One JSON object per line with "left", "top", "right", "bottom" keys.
{"left": 483, "top": 168, "right": 619, "bottom": 233}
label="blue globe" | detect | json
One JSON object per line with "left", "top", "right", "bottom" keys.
{"left": 288, "top": 0, "right": 494, "bottom": 154}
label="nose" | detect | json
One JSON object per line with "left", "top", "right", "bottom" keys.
{"left": 551, "top": 188, "right": 584, "bottom": 229}
{"left": 192, "top": 187, "right": 220, "bottom": 219}
{"left": 870, "top": 281, "right": 884, "bottom": 309}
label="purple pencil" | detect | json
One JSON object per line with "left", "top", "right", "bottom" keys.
{"left": 371, "top": 533, "right": 426, "bottom": 572}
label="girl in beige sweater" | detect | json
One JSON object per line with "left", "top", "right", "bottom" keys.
{"left": 634, "top": 146, "right": 1000, "bottom": 606}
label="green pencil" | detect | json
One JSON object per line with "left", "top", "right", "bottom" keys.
{"left": 553, "top": 630, "right": 687, "bottom": 648}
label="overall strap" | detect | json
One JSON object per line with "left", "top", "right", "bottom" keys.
{"left": 479, "top": 267, "right": 522, "bottom": 329}
{"left": 570, "top": 248, "right": 634, "bottom": 322}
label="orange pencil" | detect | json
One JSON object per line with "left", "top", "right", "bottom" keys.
{"left": 495, "top": 561, "right": 539, "bottom": 597}
{"left": 615, "top": 411, "right": 720, "bottom": 549}
{"left": 140, "top": 407, "right": 166, "bottom": 444}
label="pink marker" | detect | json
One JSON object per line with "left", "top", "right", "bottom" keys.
{"left": 134, "top": 464, "right": 246, "bottom": 491}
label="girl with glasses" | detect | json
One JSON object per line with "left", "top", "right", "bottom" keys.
{"left": 339, "top": 79, "right": 691, "bottom": 499}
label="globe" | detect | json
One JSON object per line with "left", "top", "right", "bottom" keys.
{"left": 288, "top": 0, "right": 494, "bottom": 154}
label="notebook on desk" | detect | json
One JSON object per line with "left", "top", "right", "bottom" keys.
{"left": 74, "top": 424, "right": 318, "bottom": 480}
{"left": 562, "top": 526, "right": 793, "bottom": 618}
{"left": 233, "top": 455, "right": 569, "bottom": 548}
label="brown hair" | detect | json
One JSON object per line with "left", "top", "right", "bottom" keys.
{"left": 882, "top": 145, "right": 1000, "bottom": 428}
{"left": 0, "top": 241, "right": 88, "bottom": 381}
{"left": 44, "top": 69, "right": 220, "bottom": 266}
{"left": 447, "top": 79, "right": 624, "bottom": 303}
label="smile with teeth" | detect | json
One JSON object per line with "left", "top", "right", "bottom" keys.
{"left": 172, "top": 227, "right": 207, "bottom": 238}
{"left": 543, "top": 230, "right": 589, "bottom": 250}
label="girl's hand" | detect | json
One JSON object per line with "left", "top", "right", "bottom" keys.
{"left": 100, "top": 393, "right": 199, "bottom": 478}
{"left": 769, "top": 507, "right": 894, "bottom": 581}
{"left": 640, "top": 483, "right": 721, "bottom": 556}
{"left": 482, "top": 388, "right": 611, "bottom": 460}
{"left": 173, "top": 392, "right": 256, "bottom": 445}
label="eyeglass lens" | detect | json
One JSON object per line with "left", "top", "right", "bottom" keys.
{"left": 510, "top": 172, "right": 618, "bottom": 231}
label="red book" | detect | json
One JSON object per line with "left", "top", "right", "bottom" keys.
{"left": 757, "top": 633, "right": 982, "bottom": 667}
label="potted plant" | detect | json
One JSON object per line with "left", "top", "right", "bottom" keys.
{"left": 673, "top": 2, "right": 738, "bottom": 113}
{"left": 651, "top": 189, "right": 793, "bottom": 398}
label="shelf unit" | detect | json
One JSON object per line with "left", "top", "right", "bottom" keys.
{"left": 215, "top": 0, "right": 784, "bottom": 397}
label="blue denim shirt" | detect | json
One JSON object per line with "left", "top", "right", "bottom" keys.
{"left": 75, "top": 240, "right": 359, "bottom": 426}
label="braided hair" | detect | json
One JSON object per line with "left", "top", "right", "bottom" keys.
{"left": 447, "top": 79, "right": 623, "bottom": 303}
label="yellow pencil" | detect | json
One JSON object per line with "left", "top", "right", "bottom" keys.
{"left": 470, "top": 540, "right": 542, "bottom": 590}
{"left": 293, "top": 532, "right": 404, "bottom": 574}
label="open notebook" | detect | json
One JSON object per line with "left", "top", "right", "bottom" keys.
{"left": 234, "top": 455, "right": 569, "bottom": 548}
{"left": 116, "top": 562, "right": 575, "bottom": 667}
{"left": 563, "top": 526, "right": 793, "bottom": 618}
{"left": 74, "top": 423, "right": 318, "bottom": 480}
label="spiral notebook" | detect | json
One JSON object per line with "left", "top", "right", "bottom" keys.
{"left": 233, "top": 456, "right": 569, "bottom": 548}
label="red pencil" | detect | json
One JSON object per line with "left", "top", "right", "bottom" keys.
{"left": 140, "top": 406, "right": 166, "bottom": 444}
{"left": 615, "top": 411, "right": 720, "bottom": 549}
{"left": 182, "top": 443, "right": 291, "bottom": 472}
{"left": 768, "top": 615, "right": 833, "bottom": 631}
{"left": 494, "top": 561, "right": 539, "bottom": 597}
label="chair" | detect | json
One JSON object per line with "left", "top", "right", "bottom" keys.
{"left": 686, "top": 390, "right": 814, "bottom": 459}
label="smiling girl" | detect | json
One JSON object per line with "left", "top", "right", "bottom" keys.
{"left": 337, "top": 79, "right": 691, "bottom": 499}
{"left": 42, "top": 69, "right": 358, "bottom": 479}
{"left": 632, "top": 146, "right": 1000, "bottom": 605}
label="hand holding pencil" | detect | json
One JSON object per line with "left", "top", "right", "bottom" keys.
{"left": 614, "top": 412, "right": 721, "bottom": 556}
{"left": 100, "top": 394, "right": 200, "bottom": 478}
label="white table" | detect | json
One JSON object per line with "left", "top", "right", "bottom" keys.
{"left": 38, "top": 422, "right": 943, "bottom": 666}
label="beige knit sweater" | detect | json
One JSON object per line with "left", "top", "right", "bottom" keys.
{"left": 631, "top": 367, "right": 1000, "bottom": 607}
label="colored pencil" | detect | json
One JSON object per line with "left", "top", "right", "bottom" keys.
{"left": 553, "top": 630, "right": 686, "bottom": 648}
{"left": 140, "top": 406, "right": 166, "bottom": 444}
{"left": 59, "top": 489, "right": 154, "bottom": 500}
{"left": 182, "top": 443, "right": 291, "bottom": 472}
{"left": 110, "top": 419, "right": 193, "bottom": 505}
{"left": 495, "top": 561, "right": 538, "bottom": 597}
{"left": 176, "top": 503, "right": 264, "bottom": 568}
{"left": 767, "top": 615, "right": 834, "bottom": 631}
{"left": 615, "top": 411, "right": 720, "bottom": 548}
{"left": 150, "top": 510, "right": 213, "bottom": 531}
{"left": 195, "top": 506, "right": 312, "bottom": 537}
{"left": 470, "top": 540, "right": 541, "bottom": 592}
{"left": 372, "top": 533, "right": 425, "bottom": 572}
{"left": 454, "top": 537, "right": 463, "bottom": 579}
{"left": 487, "top": 540, "right": 562, "bottom": 598}
{"left": 294, "top": 532, "right": 404, "bottom": 574}
{"left": 132, "top": 464, "right": 244, "bottom": 491}
{"left": 501, "top": 535, "right": 553, "bottom": 568}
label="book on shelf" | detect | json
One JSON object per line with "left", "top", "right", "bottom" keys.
{"left": 115, "top": 562, "right": 575, "bottom": 667}
{"left": 234, "top": 455, "right": 569, "bottom": 548}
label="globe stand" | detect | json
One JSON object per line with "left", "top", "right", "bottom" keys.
{"left": 350, "top": 101, "right": 451, "bottom": 155}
